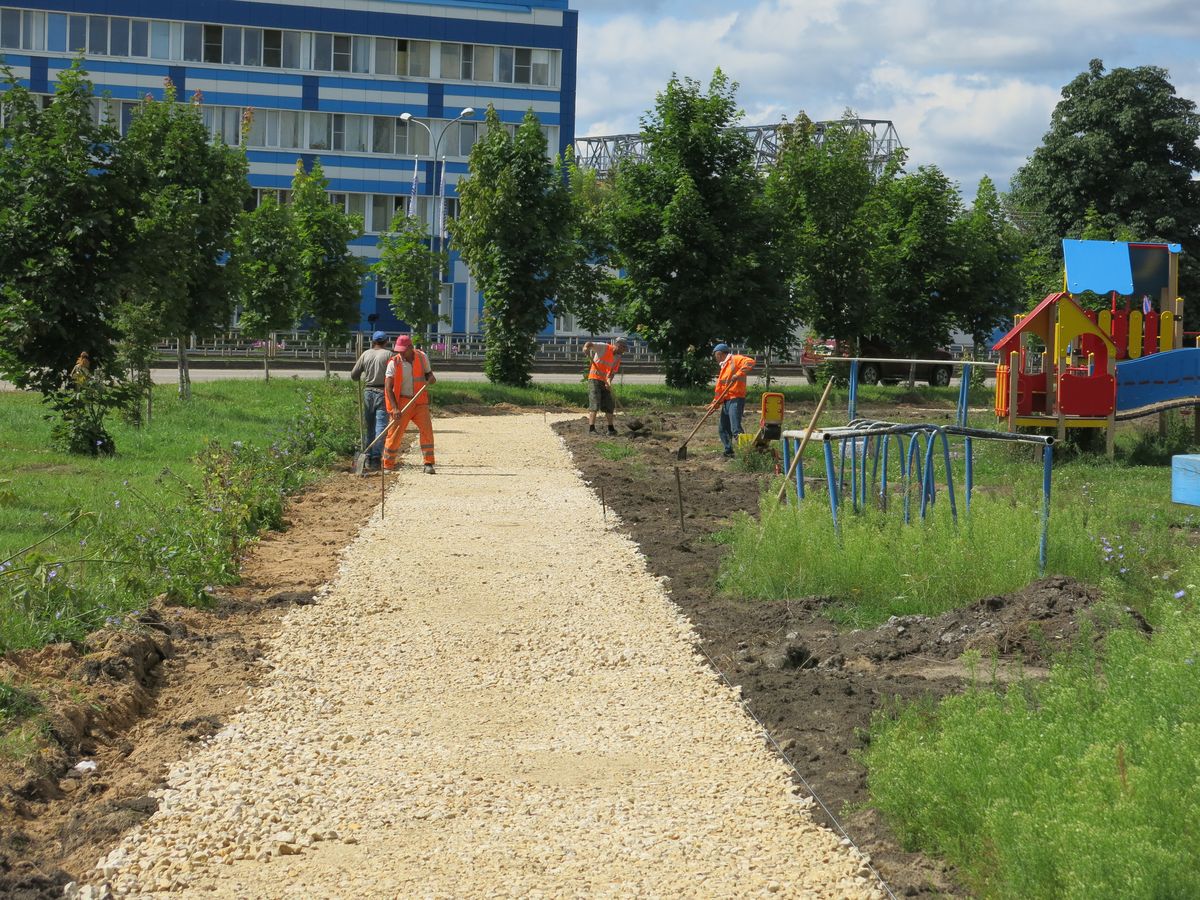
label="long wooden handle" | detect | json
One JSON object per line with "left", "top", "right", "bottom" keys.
{"left": 362, "top": 383, "right": 429, "bottom": 455}
{"left": 776, "top": 378, "right": 834, "bottom": 503}
{"left": 679, "top": 381, "right": 739, "bottom": 449}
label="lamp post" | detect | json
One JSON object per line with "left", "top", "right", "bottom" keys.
{"left": 400, "top": 107, "right": 475, "bottom": 339}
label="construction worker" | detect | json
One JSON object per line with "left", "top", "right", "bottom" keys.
{"left": 350, "top": 331, "right": 393, "bottom": 472}
{"left": 382, "top": 335, "right": 438, "bottom": 474}
{"left": 710, "top": 343, "right": 756, "bottom": 458}
{"left": 583, "top": 338, "right": 627, "bottom": 434}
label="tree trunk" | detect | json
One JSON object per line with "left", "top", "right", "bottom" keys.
{"left": 176, "top": 338, "right": 192, "bottom": 401}
{"left": 907, "top": 361, "right": 917, "bottom": 390}
{"left": 143, "top": 365, "right": 153, "bottom": 425}
{"left": 323, "top": 341, "right": 331, "bottom": 378}
{"left": 264, "top": 342, "right": 270, "bottom": 383}
{"left": 763, "top": 349, "right": 772, "bottom": 389}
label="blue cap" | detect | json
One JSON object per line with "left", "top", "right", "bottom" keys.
{"left": 713, "top": 343, "right": 731, "bottom": 354}
{"left": 371, "top": 330, "right": 387, "bottom": 342}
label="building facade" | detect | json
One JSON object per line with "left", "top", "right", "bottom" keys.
{"left": 0, "top": 0, "right": 578, "bottom": 336}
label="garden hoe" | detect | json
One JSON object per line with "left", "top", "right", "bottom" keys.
{"left": 353, "top": 384, "right": 428, "bottom": 476}
{"left": 676, "top": 382, "right": 738, "bottom": 461}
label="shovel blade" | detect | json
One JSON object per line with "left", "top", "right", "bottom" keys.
{"left": 353, "top": 452, "right": 368, "bottom": 476}
{"left": 675, "top": 444, "right": 688, "bottom": 460}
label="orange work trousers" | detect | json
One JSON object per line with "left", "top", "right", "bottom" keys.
{"left": 381, "top": 401, "right": 435, "bottom": 470}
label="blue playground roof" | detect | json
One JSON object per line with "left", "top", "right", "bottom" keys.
{"left": 1063, "top": 239, "right": 1181, "bottom": 296}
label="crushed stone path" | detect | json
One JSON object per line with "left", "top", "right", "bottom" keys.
{"left": 89, "top": 415, "right": 881, "bottom": 898}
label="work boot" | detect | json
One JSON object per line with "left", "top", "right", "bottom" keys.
{"left": 607, "top": 427, "right": 618, "bottom": 435}
{"left": 588, "top": 425, "right": 597, "bottom": 433}
{"left": 423, "top": 463, "right": 436, "bottom": 475}
{"left": 723, "top": 449, "right": 735, "bottom": 459}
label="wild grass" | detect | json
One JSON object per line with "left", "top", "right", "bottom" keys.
{"left": 595, "top": 441, "right": 636, "bottom": 462}
{"left": 864, "top": 615, "right": 1200, "bottom": 899}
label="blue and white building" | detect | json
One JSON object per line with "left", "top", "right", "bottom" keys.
{"left": 0, "top": 0, "right": 578, "bottom": 336}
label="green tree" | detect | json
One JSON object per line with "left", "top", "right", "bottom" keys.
{"left": 373, "top": 212, "right": 446, "bottom": 339}
{"left": 1010, "top": 59, "right": 1200, "bottom": 319}
{"left": 454, "top": 106, "right": 571, "bottom": 386}
{"left": 766, "top": 114, "right": 887, "bottom": 348}
{"left": 869, "top": 165, "right": 963, "bottom": 380}
{"left": 114, "top": 83, "right": 249, "bottom": 402}
{"left": 607, "top": 70, "right": 790, "bottom": 387}
{"left": 291, "top": 159, "right": 367, "bottom": 376}
{"left": 951, "top": 176, "right": 1027, "bottom": 345}
{"left": 232, "top": 195, "right": 300, "bottom": 381}
{"left": 0, "top": 63, "right": 131, "bottom": 395}
{"left": 556, "top": 159, "right": 618, "bottom": 335}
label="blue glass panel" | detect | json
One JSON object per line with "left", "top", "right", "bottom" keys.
{"left": 47, "top": 13, "right": 66, "bottom": 52}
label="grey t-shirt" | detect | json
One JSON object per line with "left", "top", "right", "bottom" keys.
{"left": 351, "top": 347, "right": 393, "bottom": 387}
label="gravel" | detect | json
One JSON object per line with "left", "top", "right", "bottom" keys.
{"left": 86, "top": 415, "right": 881, "bottom": 898}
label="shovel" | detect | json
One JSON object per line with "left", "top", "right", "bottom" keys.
{"left": 353, "top": 384, "right": 428, "bottom": 475}
{"left": 775, "top": 378, "right": 834, "bottom": 503}
{"left": 676, "top": 382, "right": 738, "bottom": 460}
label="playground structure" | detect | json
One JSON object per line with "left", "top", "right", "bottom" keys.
{"left": 993, "top": 240, "right": 1200, "bottom": 453}
{"left": 780, "top": 376, "right": 1056, "bottom": 573}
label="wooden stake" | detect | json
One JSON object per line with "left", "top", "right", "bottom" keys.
{"left": 600, "top": 484, "right": 607, "bottom": 523}
{"left": 674, "top": 466, "right": 685, "bottom": 532}
{"left": 776, "top": 379, "right": 834, "bottom": 504}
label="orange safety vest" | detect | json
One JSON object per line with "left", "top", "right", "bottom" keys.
{"left": 588, "top": 343, "right": 622, "bottom": 382}
{"left": 386, "top": 349, "right": 431, "bottom": 412}
{"left": 715, "top": 353, "right": 755, "bottom": 401}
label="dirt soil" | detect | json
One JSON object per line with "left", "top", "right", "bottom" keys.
{"left": 0, "top": 465, "right": 382, "bottom": 900}
{"left": 554, "top": 408, "right": 1144, "bottom": 898}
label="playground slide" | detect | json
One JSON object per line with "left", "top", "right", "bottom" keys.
{"left": 1115, "top": 348, "right": 1200, "bottom": 420}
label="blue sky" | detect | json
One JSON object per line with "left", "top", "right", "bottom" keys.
{"left": 570, "top": 0, "right": 1200, "bottom": 196}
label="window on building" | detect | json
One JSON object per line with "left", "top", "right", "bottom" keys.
{"left": 456, "top": 121, "right": 478, "bottom": 157}
{"left": 23, "top": 10, "right": 47, "bottom": 51}
{"left": 329, "top": 192, "right": 347, "bottom": 209}
{"left": 46, "top": 12, "right": 66, "bottom": 51}
{"left": 130, "top": 19, "right": 147, "bottom": 56}
{"left": 514, "top": 48, "right": 532, "bottom": 84}
{"left": 308, "top": 112, "right": 331, "bottom": 150}
{"left": 312, "top": 32, "right": 332, "bottom": 71}
{"left": 497, "top": 47, "right": 514, "bottom": 83}
{"left": 332, "top": 34, "right": 351, "bottom": 72}
{"left": 440, "top": 43, "right": 461, "bottom": 80}
{"left": 352, "top": 35, "right": 371, "bottom": 73}
{"left": 68, "top": 14, "right": 86, "bottom": 52}
{"left": 282, "top": 30, "right": 300, "bottom": 68}
{"left": 108, "top": 17, "right": 128, "bottom": 56}
{"left": 438, "top": 283, "right": 453, "bottom": 329}
{"left": 473, "top": 45, "right": 494, "bottom": 83}
{"left": 223, "top": 27, "right": 242, "bottom": 65}
{"left": 344, "top": 115, "right": 368, "bottom": 152}
{"left": 246, "top": 108, "right": 267, "bottom": 147}
{"left": 374, "top": 37, "right": 396, "bottom": 75}
{"left": 86, "top": 16, "right": 108, "bottom": 55}
{"left": 203, "top": 24, "right": 222, "bottom": 63}
{"left": 263, "top": 29, "right": 282, "bottom": 67}
{"left": 280, "top": 110, "right": 302, "bottom": 148}
{"left": 370, "top": 194, "right": 394, "bottom": 233}
{"left": 243, "top": 28, "right": 262, "bottom": 66}
{"left": 203, "top": 106, "right": 241, "bottom": 145}
{"left": 372, "top": 116, "right": 395, "bottom": 154}
{"left": 348, "top": 193, "right": 367, "bottom": 223}
{"left": 0, "top": 9, "right": 20, "bottom": 49}
{"left": 532, "top": 49, "right": 553, "bottom": 85}
{"left": 149, "top": 21, "right": 170, "bottom": 59}
{"left": 398, "top": 39, "right": 430, "bottom": 77}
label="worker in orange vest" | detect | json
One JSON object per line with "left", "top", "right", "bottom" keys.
{"left": 710, "top": 343, "right": 756, "bottom": 458}
{"left": 382, "top": 335, "right": 438, "bottom": 474}
{"left": 583, "top": 338, "right": 627, "bottom": 434}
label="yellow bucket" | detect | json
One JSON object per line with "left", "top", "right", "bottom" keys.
{"left": 736, "top": 433, "right": 755, "bottom": 451}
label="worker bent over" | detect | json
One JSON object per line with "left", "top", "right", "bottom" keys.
{"left": 383, "top": 335, "right": 438, "bottom": 474}
{"left": 583, "top": 338, "right": 627, "bottom": 434}
{"left": 710, "top": 343, "right": 756, "bottom": 458}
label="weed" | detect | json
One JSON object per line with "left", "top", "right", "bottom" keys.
{"left": 595, "top": 441, "right": 636, "bottom": 462}
{"left": 0, "top": 680, "right": 40, "bottom": 724}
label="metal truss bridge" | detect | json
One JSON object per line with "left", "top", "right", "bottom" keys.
{"left": 574, "top": 118, "right": 902, "bottom": 178}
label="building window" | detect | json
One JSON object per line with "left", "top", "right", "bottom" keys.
{"left": 308, "top": 112, "right": 331, "bottom": 150}
{"left": 0, "top": 9, "right": 19, "bottom": 49}
{"left": 223, "top": 26, "right": 242, "bottom": 65}
{"left": 312, "top": 32, "right": 332, "bottom": 71}
{"left": 398, "top": 39, "right": 430, "bottom": 77}
{"left": 130, "top": 19, "right": 147, "bottom": 56}
{"left": 352, "top": 35, "right": 371, "bottom": 74}
{"left": 497, "top": 46, "right": 513, "bottom": 83}
{"left": 149, "top": 21, "right": 170, "bottom": 59}
{"left": 372, "top": 116, "right": 395, "bottom": 154}
{"left": 456, "top": 121, "right": 478, "bottom": 157}
{"left": 243, "top": 28, "right": 262, "bottom": 66}
{"left": 68, "top": 14, "right": 86, "bottom": 53}
{"left": 22, "top": 10, "right": 46, "bottom": 51}
{"left": 375, "top": 37, "right": 396, "bottom": 75}
{"left": 332, "top": 34, "right": 351, "bottom": 72}
{"left": 474, "top": 45, "right": 495, "bottom": 83}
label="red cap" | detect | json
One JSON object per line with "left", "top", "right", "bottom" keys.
{"left": 394, "top": 335, "right": 413, "bottom": 352}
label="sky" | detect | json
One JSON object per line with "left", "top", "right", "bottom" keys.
{"left": 569, "top": 0, "right": 1200, "bottom": 196}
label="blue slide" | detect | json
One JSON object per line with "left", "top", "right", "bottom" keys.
{"left": 1115, "top": 348, "right": 1200, "bottom": 419}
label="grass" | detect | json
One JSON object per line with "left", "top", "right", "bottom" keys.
{"left": 1, "top": 379, "right": 357, "bottom": 653}
{"left": 595, "top": 441, "right": 636, "bottom": 462}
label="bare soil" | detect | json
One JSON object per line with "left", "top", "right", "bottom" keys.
{"left": 554, "top": 409, "right": 1144, "bottom": 898}
{"left": 0, "top": 465, "right": 381, "bottom": 899}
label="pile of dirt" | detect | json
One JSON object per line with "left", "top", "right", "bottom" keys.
{"left": 0, "top": 466, "right": 383, "bottom": 899}
{"left": 554, "top": 411, "right": 1141, "bottom": 898}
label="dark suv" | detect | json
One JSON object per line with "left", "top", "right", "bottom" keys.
{"left": 857, "top": 339, "right": 954, "bottom": 387}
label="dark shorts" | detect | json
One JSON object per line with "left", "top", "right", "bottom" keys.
{"left": 588, "top": 379, "right": 614, "bottom": 414}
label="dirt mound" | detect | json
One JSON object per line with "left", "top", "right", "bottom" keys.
{"left": 0, "top": 464, "right": 382, "bottom": 897}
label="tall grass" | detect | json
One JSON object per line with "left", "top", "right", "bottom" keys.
{"left": 864, "top": 613, "right": 1200, "bottom": 899}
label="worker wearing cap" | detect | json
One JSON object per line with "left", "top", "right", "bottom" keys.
{"left": 350, "top": 331, "right": 393, "bottom": 472}
{"left": 582, "top": 338, "right": 627, "bottom": 434}
{"left": 383, "top": 335, "right": 438, "bottom": 474}
{"left": 710, "top": 343, "right": 756, "bottom": 458}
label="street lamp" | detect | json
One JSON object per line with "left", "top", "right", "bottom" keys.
{"left": 400, "top": 107, "right": 474, "bottom": 339}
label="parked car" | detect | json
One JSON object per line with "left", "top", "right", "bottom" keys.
{"left": 800, "top": 338, "right": 954, "bottom": 387}
{"left": 857, "top": 339, "right": 954, "bottom": 387}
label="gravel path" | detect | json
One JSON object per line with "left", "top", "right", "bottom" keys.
{"left": 86, "top": 415, "right": 881, "bottom": 899}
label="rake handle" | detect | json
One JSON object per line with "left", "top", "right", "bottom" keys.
{"left": 775, "top": 378, "right": 834, "bottom": 504}
{"left": 361, "top": 383, "right": 429, "bottom": 456}
{"left": 678, "top": 381, "right": 739, "bottom": 454}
